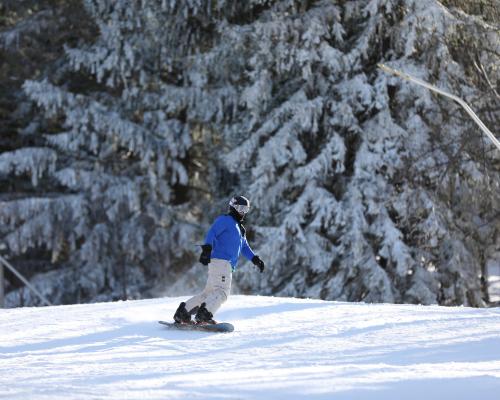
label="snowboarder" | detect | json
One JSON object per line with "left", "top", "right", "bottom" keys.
{"left": 173, "top": 195, "right": 265, "bottom": 324}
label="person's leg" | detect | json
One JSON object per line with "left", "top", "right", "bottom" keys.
{"left": 184, "top": 279, "right": 211, "bottom": 315}
{"left": 199, "top": 259, "right": 232, "bottom": 316}
{"left": 184, "top": 259, "right": 229, "bottom": 314}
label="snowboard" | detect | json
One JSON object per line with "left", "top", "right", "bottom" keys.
{"left": 158, "top": 320, "right": 234, "bottom": 333}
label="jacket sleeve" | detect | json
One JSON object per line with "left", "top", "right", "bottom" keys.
{"left": 241, "top": 236, "right": 255, "bottom": 261}
{"left": 204, "top": 217, "right": 224, "bottom": 247}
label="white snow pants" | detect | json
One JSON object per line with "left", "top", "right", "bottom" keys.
{"left": 185, "top": 259, "right": 232, "bottom": 315}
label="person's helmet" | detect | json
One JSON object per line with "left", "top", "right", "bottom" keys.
{"left": 229, "top": 195, "right": 250, "bottom": 216}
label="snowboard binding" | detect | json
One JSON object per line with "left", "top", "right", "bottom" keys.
{"left": 194, "top": 303, "right": 217, "bottom": 325}
{"left": 173, "top": 302, "right": 193, "bottom": 324}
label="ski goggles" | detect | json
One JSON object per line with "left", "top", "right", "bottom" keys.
{"left": 232, "top": 204, "right": 250, "bottom": 215}
{"left": 229, "top": 198, "right": 250, "bottom": 215}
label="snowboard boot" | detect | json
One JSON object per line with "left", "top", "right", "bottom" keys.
{"left": 173, "top": 302, "right": 192, "bottom": 324}
{"left": 195, "top": 302, "right": 216, "bottom": 324}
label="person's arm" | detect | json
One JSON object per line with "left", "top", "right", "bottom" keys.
{"left": 243, "top": 237, "right": 265, "bottom": 273}
{"left": 204, "top": 216, "right": 225, "bottom": 247}
{"left": 199, "top": 217, "right": 224, "bottom": 265}
{"left": 241, "top": 236, "right": 255, "bottom": 261}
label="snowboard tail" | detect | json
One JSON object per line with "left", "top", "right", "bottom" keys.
{"left": 158, "top": 320, "right": 234, "bottom": 333}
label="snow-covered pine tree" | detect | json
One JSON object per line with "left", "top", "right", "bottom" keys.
{"left": 220, "top": 0, "right": 499, "bottom": 306}
{"left": 0, "top": 0, "right": 100, "bottom": 305}
{"left": 1, "top": 0, "right": 212, "bottom": 305}
{"left": 1, "top": 0, "right": 498, "bottom": 306}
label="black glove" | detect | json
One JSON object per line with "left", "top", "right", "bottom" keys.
{"left": 199, "top": 244, "right": 212, "bottom": 266}
{"left": 252, "top": 255, "right": 265, "bottom": 273}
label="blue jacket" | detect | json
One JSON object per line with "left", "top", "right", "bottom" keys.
{"left": 204, "top": 214, "right": 255, "bottom": 270}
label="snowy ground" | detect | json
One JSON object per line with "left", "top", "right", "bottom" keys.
{"left": 1, "top": 296, "right": 500, "bottom": 400}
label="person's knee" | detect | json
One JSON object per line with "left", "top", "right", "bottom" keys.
{"left": 212, "top": 287, "right": 229, "bottom": 304}
{"left": 219, "top": 288, "right": 229, "bottom": 302}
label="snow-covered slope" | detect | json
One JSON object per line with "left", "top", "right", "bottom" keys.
{"left": 1, "top": 296, "right": 500, "bottom": 399}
